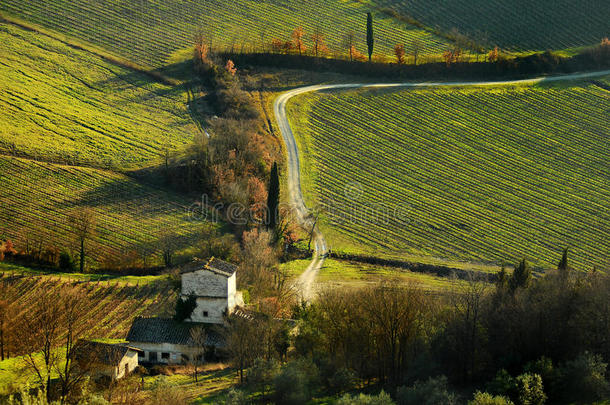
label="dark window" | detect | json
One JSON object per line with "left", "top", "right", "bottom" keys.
{"left": 161, "top": 352, "right": 170, "bottom": 360}
{"left": 149, "top": 352, "right": 158, "bottom": 362}
{"left": 203, "top": 311, "right": 209, "bottom": 317}
{"left": 138, "top": 351, "right": 144, "bottom": 358}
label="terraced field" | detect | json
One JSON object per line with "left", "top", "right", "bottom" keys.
{"left": 0, "top": 156, "right": 204, "bottom": 265}
{"left": 372, "top": 0, "right": 610, "bottom": 52}
{"left": 0, "top": 22, "right": 196, "bottom": 169}
{"left": 287, "top": 78, "right": 610, "bottom": 271}
{"left": 0, "top": 0, "right": 450, "bottom": 67}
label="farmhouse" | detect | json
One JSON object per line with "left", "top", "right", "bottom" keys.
{"left": 126, "top": 317, "right": 224, "bottom": 365}
{"left": 180, "top": 257, "right": 243, "bottom": 324}
{"left": 73, "top": 340, "right": 141, "bottom": 380}
{"left": 126, "top": 258, "right": 241, "bottom": 364}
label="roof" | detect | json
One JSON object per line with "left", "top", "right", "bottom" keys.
{"left": 74, "top": 340, "right": 139, "bottom": 366}
{"left": 181, "top": 257, "right": 237, "bottom": 277}
{"left": 126, "top": 317, "right": 224, "bottom": 347}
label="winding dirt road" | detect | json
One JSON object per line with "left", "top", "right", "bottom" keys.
{"left": 274, "top": 69, "right": 610, "bottom": 301}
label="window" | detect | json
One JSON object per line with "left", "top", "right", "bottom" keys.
{"left": 149, "top": 351, "right": 158, "bottom": 362}
{"left": 203, "top": 311, "right": 209, "bottom": 317}
{"left": 138, "top": 351, "right": 144, "bottom": 358}
{"left": 161, "top": 352, "right": 170, "bottom": 360}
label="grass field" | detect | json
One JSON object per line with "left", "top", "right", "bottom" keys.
{"left": 0, "top": 22, "right": 197, "bottom": 169}
{"left": 0, "top": 0, "right": 450, "bottom": 67}
{"left": 0, "top": 156, "right": 205, "bottom": 266}
{"left": 287, "top": 78, "right": 610, "bottom": 272}
{"left": 281, "top": 259, "right": 464, "bottom": 291}
{"left": 371, "top": 0, "right": 609, "bottom": 52}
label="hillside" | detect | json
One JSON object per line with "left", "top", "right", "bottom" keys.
{"left": 371, "top": 0, "right": 609, "bottom": 52}
{"left": 287, "top": 78, "right": 610, "bottom": 271}
{"left": 0, "top": 22, "right": 197, "bottom": 169}
{"left": 0, "top": 0, "right": 449, "bottom": 67}
{"left": 0, "top": 156, "right": 205, "bottom": 266}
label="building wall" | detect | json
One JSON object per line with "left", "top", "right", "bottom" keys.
{"left": 191, "top": 297, "right": 227, "bottom": 324}
{"left": 115, "top": 350, "right": 139, "bottom": 379}
{"left": 182, "top": 269, "right": 228, "bottom": 297}
{"left": 181, "top": 270, "right": 238, "bottom": 324}
{"left": 128, "top": 342, "right": 195, "bottom": 365}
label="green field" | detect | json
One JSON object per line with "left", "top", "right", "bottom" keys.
{"left": 371, "top": 0, "right": 609, "bottom": 52}
{"left": 0, "top": 156, "right": 203, "bottom": 265}
{"left": 0, "top": 0, "right": 449, "bottom": 67}
{"left": 287, "top": 79, "right": 610, "bottom": 271}
{"left": 0, "top": 22, "right": 196, "bottom": 169}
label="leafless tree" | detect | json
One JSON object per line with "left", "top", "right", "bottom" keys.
{"left": 189, "top": 326, "right": 207, "bottom": 382}
{"left": 68, "top": 208, "right": 96, "bottom": 273}
{"left": 410, "top": 39, "right": 423, "bottom": 65}
{"left": 344, "top": 32, "right": 356, "bottom": 61}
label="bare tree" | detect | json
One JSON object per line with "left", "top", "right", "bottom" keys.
{"left": 225, "top": 315, "right": 265, "bottom": 383}
{"left": 292, "top": 27, "right": 306, "bottom": 55}
{"left": 68, "top": 208, "right": 96, "bottom": 273}
{"left": 0, "top": 281, "right": 16, "bottom": 361}
{"left": 344, "top": 31, "right": 356, "bottom": 61}
{"left": 56, "top": 288, "right": 93, "bottom": 404}
{"left": 158, "top": 232, "right": 178, "bottom": 268}
{"left": 17, "top": 291, "right": 63, "bottom": 402}
{"left": 410, "top": 39, "right": 423, "bottom": 65}
{"left": 189, "top": 326, "right": 207, "bottom": 382}
{"left": 311, "top": 27, "right": 328, "bottom": 57}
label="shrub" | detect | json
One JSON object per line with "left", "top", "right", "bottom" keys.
{"left": 336, "top": 390, "right": 395, "bottom": 405}
{"left": 328, "top": 367, "right": 357, "bottom": 394}
{"left": 486, "top": 369, "right": 516, "bottom": 398}
{"left": 59, "top": 251, "right": 75, "bottom": 272}
{"left": 273, "top": 359, "right": 319, "bottom": 405}
{"left": 225, "top": 389, "right": 249, "bottom": 405}
{"left": 469, "top": 391, "right": 514, "bottom": 405}
{"left": 556, "top": 352, "right": 608, "bottom": 402}
{"left": 396, "top": 376, "right": 459, "bottom": 405}
{"left": 515, "top": 373, "right": 546, "bottom": 405}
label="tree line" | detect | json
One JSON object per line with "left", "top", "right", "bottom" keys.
{"left": 222, "top": 250, "right": 609, "bottom": 404}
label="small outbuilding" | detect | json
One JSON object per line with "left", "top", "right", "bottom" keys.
{"left": 73, "top": 340, "right": 141, "bottom": 380}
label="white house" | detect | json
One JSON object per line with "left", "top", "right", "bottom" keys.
{"left": 181, "top": 257, "right": 243, "bottom": 324}
{"left": 125, "top": 258, "right": 241, "bottom": 365}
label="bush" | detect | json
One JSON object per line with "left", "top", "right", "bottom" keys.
{"left": 515, "top": 373, "right": 546, "bottom": 405}
{"left": 59, "top": 251, "right": 75, "bottom": 272}
{"left": 273, "top": 359, "right": 319, "bottom": 405}
{"left": 469, "top": 391, "right": 514, "bottom": 405}
{"left": 396, "top": 376, "right": 459, "bottom": 405}
{"left": 328, "top": 367, "right": 357, "bottom": 394}
{"left": 336, "top": 391, "right": 395, "bottom": 405}
{"left": 486, "top": 370, "right": 516, "bottom": 398}
{"left": 556, "top": 352, "right": 608, "bottom": 402}
{"left": 225, "top": 389, "right": 249, "bottom": 405}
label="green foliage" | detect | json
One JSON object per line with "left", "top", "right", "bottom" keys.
{"left": 557, "top": 247, "right": 569, "bottom": 272}
{"left": 486, "top": 370, "right": 516, "bottom": 398}
{"left": 510, "top": 259, "right": 531, "bottom": 292}
{"left": 267, "top": 162, "right": 280, "bottom": 230}
{"left": 469, "top": 391, "right": 514, "bottom": 405}
{"left": 58, "top": 251, "right": 75, "bottom": 272}
{"left": 174, "top": 294, "right": 197, "bottom": 322}
{"left": 225, "top": 389, "right": 250, "bottom": 405}
{"left": 396, "top": 376, "right": 459, "bottom": 405}
{"left": 273, "top": 359, "right": 319, "bottom": 405}
{"left": 556, "top": 352, "right": 609, "bottom": 402}
{"left": 287, "top": 79, "right": 610, "bottom": 269}
{"left": 336, "top": 390, "right": 395, "bottom": 405}
{"left": 328, "top": 367, "right": 357, "bottom": 394}
{"left": 248, "top": 357, "right": 280, "bottom": 396}
{"left": 514, "top": 373, "right": 546, "bottom": 405}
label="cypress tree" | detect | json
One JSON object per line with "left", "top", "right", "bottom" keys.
{"left": 510, "top": 258, "right": 531, "bottom": 291}
{"left": 267, "top": 162, "right": 280, "bottom": 229}
{"left": 366, "top": 12, "right": 374, "bottom": 62}
{"left": 558, "top": 247, "right": 569, "bottom": 272}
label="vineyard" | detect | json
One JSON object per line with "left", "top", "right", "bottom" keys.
{"left": 0, "top": 156, "right": 205, "bottom": 266}
{"left": 0, "top": 22, "right": 197, "bottom": 169}
{"left": 287, "top": 78, "right": 610, "bottom": 271}
{"left": 0, "top": 0, "right": 449, "bottom": 67}
{"left": 372, "top": 0, "right": 609, "bottom": 52}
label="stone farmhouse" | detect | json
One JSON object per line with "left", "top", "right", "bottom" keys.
{"left": 73, "top": 340, "right": 141, "bottom": 380}
{"left": 126, "top": 257, "right": 242, "bottom": 365}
